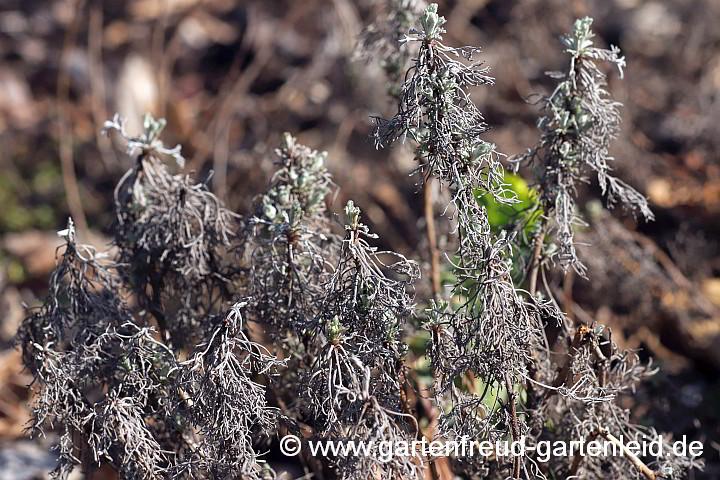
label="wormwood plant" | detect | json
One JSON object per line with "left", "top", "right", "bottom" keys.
{"left": 17, "top": 4, "right": 702, "bottom": 480}
{"left": 510, "top": 17, "right": 654, "bottom": 275}
{"left": 371, "top": 5, "right": 700, "bottom": 480}
{"left": 354, "top": 0, "right": 427, "bottom": 97}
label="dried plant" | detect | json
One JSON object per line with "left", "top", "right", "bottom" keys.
{"left": 372, "top": 4, "right": 700, "bottom": 480}
{"left": 16, "top": 5, "right": 703, "bottom": 480}
{"left": 103, "top": 113, "right": 241, "bottom": 349}
{"left": 175, "top": 301, "right": 285, "bottom": 479}
{"left": 353, "top": 0, "right": 427, "bottom": 97}
{"left": 298, "top": 201, "right": 419, "bottom": 432}
{"left": 511, "top": 17, "right": 654, "bottom": 274}
{"left": 17, "top": 219, "right": 178, "bottom": 479}
{"left": 241, "top": 132, "right": 338, "bottom": 339}
{"left": 371, "top": 3, "right": 504, "bottom": 194}
{"left": 18, "top": 120, "right": 282, "bottom": 480}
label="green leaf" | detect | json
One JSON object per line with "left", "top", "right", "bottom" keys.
{"left": 474, "top": 172, "right": 539, "bottom": 232}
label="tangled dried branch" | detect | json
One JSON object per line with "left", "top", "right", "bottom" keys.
{"left": 511, "top": 17, "right": 654, "bottom": 274}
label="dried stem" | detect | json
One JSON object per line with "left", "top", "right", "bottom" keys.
{"left": 546, "top": 323, "right": 591, "bottom": 396}
{"left": 424, "top": 176, "right": 441, "bottom": 298}
{"left": 599, "top": 429, "right": 657, "bottom": 480}
{"left": 569, "top": 430, "right": 600, "bottom": 476}
{"left": 528, "top": 224, "right": 546, "bottom": 297}
{"left": 505, "top": 373, "right": 522, "bottom": 479}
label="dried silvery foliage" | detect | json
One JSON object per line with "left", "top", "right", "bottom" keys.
{"left": 372, "top": 3, "right": 506, "bottom": 196}
{"left": 353, "top": 0, "right": 427, "bottom": 96}
{"left": 104, "top": 114, "right": 240, "bottom": 348}
{"left": 18, "top": 219, "right": 178, "bottom": 479}
{"left": 18, "top": 120, "right": 283, "bottom": 480}
{"left": 372, "top": 0, "right": 541, "bottom": 443}
{"left": 512, "top": 17, "right": 654, "bottom": 274}
{"left": 326, "top": 200, "right": 419, "bottom": 369}
{"left": 175, "top": 301, "right": 285, "bottom": 479}
{"left": 242, "top": 135, "right": 421, "bottom": 478}
{"left": 298, "top": 201, "right": 421, "bottom": 479}
{"left": 371, "top": 4, "right": 699, "bottom": 480}
{"left": 16, "top": 5, "right": 703, "bottom": 480}
{"left": 242, "top": 132, "right": 338, "bottom": 338}
{"left": 237, "top": 133, "right": 424, "bottom": 480}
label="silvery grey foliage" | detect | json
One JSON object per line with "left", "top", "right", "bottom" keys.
{"left": 326, "top": 361, "right": 424, "bottom": 480}
{"left": 371, "top": 0, "right": 545, "bottom": 451}
{"left": 511, "top": 17, "right": 654, "bottom": 274}
{"left": 242, "top": 133, "right": 338, "bottom": 339}
{"left": 17, "top": 5, "right": 702, "bottom": 480}
{"left": 298, "top": 201, "right": 421, "bottom": 479}
{"left": 18, "top": 121, "right": 283, "bottom": 480}
{"left": 241, "top": 135, "right": 423, "bottom": 480}
{"left": 175, "top": 301, "right": 285, "bottom": 479}
{"left": 299, "top": 201, "right": 418, "bottom": 426}
{"left": 106, "top": 114, "right": 241, "bottom": 348}
{"left": 371, "top": 3, "right": 506, "bottom": 195}
{"left": 104, "top": 113, "right": 186, "bottom": 169}
{"left": 353, "top": 0, "right": 427, "bottom": 97}
{"left": 325, "top": 200, "right": 419, "bottom": 368}
{"left": 18, "top": 219, "right": 178, "bottom": 479}
{"left": 371, "top": 4, "right": 698, "bottom": 480}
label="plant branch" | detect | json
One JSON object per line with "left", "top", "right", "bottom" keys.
{"left": 504, "top": 373, "right": 522, "bottom": 479}
{"left": 592, "top": 429, "right": 657, "bottom": 480}
{"left": 424, "top": 177, "right": 441, "bottom": 299}
{"left": 545, "top": 323, "right": 591, "bottom": 398}
{"left": 528, "top": 224, "right": 546, "bottom": 296}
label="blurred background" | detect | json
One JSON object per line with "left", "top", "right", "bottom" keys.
{"left": 0, "top": 0, "right": 718, "bottom": 478}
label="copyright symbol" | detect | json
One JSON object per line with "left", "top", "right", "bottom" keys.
{"left": 280, "top": 434, "right": 301, "bottom": 457}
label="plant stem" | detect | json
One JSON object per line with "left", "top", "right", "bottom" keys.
{"left": 569, "top": 430, "right": 599, "bottom": 476}
{"left": 424, "top": 177, "right": 441, "bottom": 298}
{"left": 546, "top": 323, "right": 591, "bottom": 397}
{"left": 599, "top": 429, "right": 657, "bottom": 480}
{"left": 504, "top": 374, "right": 522, "bottom": 479}
{"left": 398, "top": 365, "right": 442, "bottom": 480}
{"left": 571, "top": 429, "right": 657, "bottom": 480}
{"left": 528, "top": 225, "right": 546, "bottom": 296}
